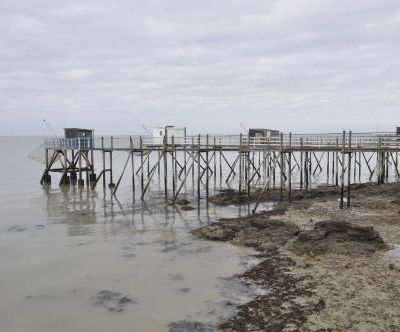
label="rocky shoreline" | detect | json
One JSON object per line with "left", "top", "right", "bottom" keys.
{"left": 193, "top": 183, "right": 400, "bottom": 331}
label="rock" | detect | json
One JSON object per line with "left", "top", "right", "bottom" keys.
{"left": 108, "top": 306, "right": 123, "bottom": 313}
{"left": 208, "top": 189, "right": 247, "bottom": 206}
{"left": 252, "top": 219, "right": 300, "bottom": 245}
{"left": 168, "top": 320, "right": 216, "bottom": 332}
{"left": 168, "top": 273, "right": 184, "bottom": 281}
{"left": 176, "top": 199, "right": 190, "bottom": 206}
{"left": 7, "top": 226, "right": 26, "bottom": 232}
{"left": 257, "top": 242, "right": 279, "bottom": 252}
{"left": 90, "top": 290, "right": 136, "bottom": 312}
{"left": 180, "top": 205, "right": 195, "bottom": 211}
{"left": 388, "top": 263, "right": 400, "bottom": 271}
{"left": 118, "top": 296, "right": 132, "bottom": 305}
{"left": 193, "top": 216, "right": 298, "bottom": 250}
{"left": 232, "top": 227, "right": 262, "bottom": 247}
{"left": 92, "top": 290, "right": 122, "bottom": 305}
{"left": 193, "top": 225, "right": 237, "bottom": 241}
{"left": 286, "top": 220, "right": 387, "bottom": 256}
{"left": 25, "top": 293, "right": 54, "bottom": 301}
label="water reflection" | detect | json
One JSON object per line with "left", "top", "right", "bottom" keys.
{"left": 42, "top": 184, "right": 267, "bottom": 238}
{"left": 1, "top": 137, "right": 274, "bottom": 332}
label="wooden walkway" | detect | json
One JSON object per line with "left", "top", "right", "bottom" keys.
{"left": 40, "top": 131, "right": 400, "bottom": 212}
{"left": 44, "top": 131, "right": 400, "bottom": 152}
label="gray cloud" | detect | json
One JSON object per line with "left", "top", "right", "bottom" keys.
{"left": 1, "top": 0, "right": 400, "bottom": 135}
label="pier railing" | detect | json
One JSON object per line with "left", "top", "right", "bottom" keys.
{"left": 44, "top": 132, "right": 400, "bottom": 151}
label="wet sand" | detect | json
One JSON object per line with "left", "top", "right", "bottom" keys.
{"left": 194, "top": 183, "right": 400, "bottom": 331}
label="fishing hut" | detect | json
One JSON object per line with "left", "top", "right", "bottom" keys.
{"left": 40, "top": 128, "right": 95, "bottom": 187}
{"left": 248, "top": 128, "right": 280, "bottom": 138}
{"left": 152, "top": 126, "right": 187, "bottom": 144}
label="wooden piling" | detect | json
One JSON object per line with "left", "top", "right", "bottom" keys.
{"left": 280, "top": 133, "right": 284, "bottom": 201}
{"left": 101, "top": 136, "right": 106, "bottom": 188}
{"left": 192, "top": 137, "right": 195, "bottom": 190}
{"left": 219, "top": 138, "right": 222, "bottom": 187}
{"left": 78, "top": 150, "right": 83, "bottom": 186}
{"left": 347, "top": 131, "right": 352, "bottom": 208}
{"left": 288, "top": 132, "right": 292, "bottom": 202}
{"left": 300, "top": 138, "right": 304, "bottom": 190}
{"left": 304, "top": 151, "right": 309, "bottom": 191}
{"left": 331, "top": 150, "right": 334, "bottom": 184}
{"left": 326, "top": 150, "right": 330, "bottom": 184}
{"left": 85, "top": 151, "right": 89, "bottom": 188}
{"left": 239, "top": 133, "right": 243, "bottom": 195}
{"left": 206, "top": 134, "right": 209, "bottom": 201}
{"left": 157, "top": 150, "right": 161, "bottom": 181}
{"left": 163, "top": 135, "right": 168, "bottom": 200}
{"left": 377, "top": 137, "right": 384, "bottom": 184}
{"left": 340, "top": 131, "right": 346, "bottom": 209}
{"left": 213, "top": 137, "right": 217, "bottom": 189}
{"left": 109, "top": 136, "right": 114, "bottom": 188}
{"left": 140, "top": 136, "right": 144, "bottom": 196}
{"left": 272, "top": 152, "right": 276, "bottom": 189}
{"left": 172, "top": 136, "right": 176, "bottom": 197}
{"left": 183, "top": 144, "right": 187, "bottom": 178}
{"left": 197, "top": 134, "right": 201, "bottom": 201}
{"left": 335, "top": 137, "right": 339, "bottom": 187}
{"left": 245, "top": 151, "right": 249, "bottom": 197}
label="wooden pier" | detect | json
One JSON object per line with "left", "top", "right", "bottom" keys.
{"left": 40, "top": 131, "right": 400, "bottom": 212}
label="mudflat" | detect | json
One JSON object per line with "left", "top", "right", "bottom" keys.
{"left": 194, "top": 183, "right": 400, "bottom": 331}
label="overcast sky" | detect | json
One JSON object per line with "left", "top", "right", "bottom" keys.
{"left": 1, "top": 0, "right": 400, "bottom": 135}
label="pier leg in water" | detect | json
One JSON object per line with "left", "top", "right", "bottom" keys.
{"left": 172, "top": 136, "right": 176, "bottom": 198}
{"left": 101, "top": 136, "right": 106, "bottom": 188}
{"left": 130, "top": 136, "right": 135, "bottom": 201}
{"left": 109, "top": 136, "right": 115, "bottom": 188}
{"left": 78, "top": 150, "right": 84, "bottom": 187}
{"left": 239, "top": 133, "right": 243, "bottom": 195}
{"left": 140, "top": 136, "right": 144, "bottom": 196}
{"left": 197, "top": 134, "right": 201, "bottom": 202}
{"left": 163, "top": 136, "right": 168, "bottom": 200}
{"left": 206, "top": 134, "right": 209, "bottom": 202}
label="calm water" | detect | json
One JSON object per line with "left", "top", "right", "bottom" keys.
{"left": 0, "top": 137, "right": 270, "bottom": 332}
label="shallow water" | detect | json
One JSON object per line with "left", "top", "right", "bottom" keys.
{"left": 0, "top": 137, "right": 272, "bottom": 332}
